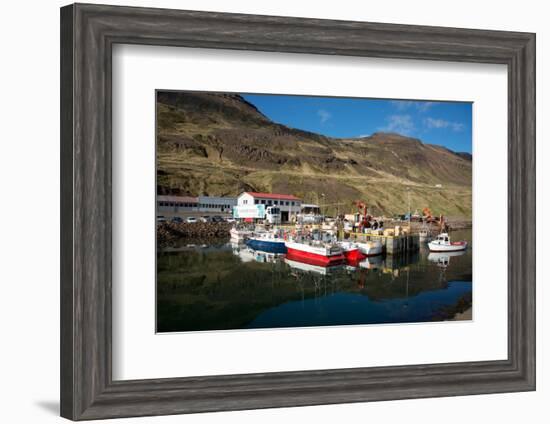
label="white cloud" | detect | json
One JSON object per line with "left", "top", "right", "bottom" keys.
{"left": 424, "top": 117, "right": 464, "bottom": 132}
{"left": 391, "top": 100, "right": 434, "bottom": 112}
{"left": 317, "top": 109, "right": 331, "bottom": 124}
{"left": 379, "top": 114, "right": 415, "bottom": 135}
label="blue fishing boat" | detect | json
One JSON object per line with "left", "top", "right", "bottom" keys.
{"left": 245, "top": 231, "right": 287, "bottom": 254}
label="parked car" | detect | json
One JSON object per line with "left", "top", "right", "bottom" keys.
{"left": 211, "top": 215, "right": 224, "bottom": 223}
{"left": 171, "top": 216, "right": 183, "bottom": 223}
{"left": 225, "top": 217, "right": 236, "bottom": 223}
{"left": 156, "top": 216, "right": 166, "bottom": 223}
{"left": 186, "top": 216, "right": 198, "bottom": 223}
{"left": 199, "top": 216, "right": 210, "bottom": 223}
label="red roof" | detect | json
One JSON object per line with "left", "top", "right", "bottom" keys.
{"left": 244, "top": 192, "right": 300, "bottom": 201}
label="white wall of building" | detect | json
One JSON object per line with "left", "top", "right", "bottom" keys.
{"left": 238, "top": 193, "right": 302, "bottom": 221}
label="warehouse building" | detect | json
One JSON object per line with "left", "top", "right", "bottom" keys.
{"left": 157, "top": 195, "right": 237, "bottom": 217}
{"left": 197, "top": 196, "right": 237, "bottom": 214}
{"left": 157, "top": 195, "right": 198, "bottom": 215}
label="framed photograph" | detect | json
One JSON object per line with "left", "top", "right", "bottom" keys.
{"left": 60, "top": 3, "right": 535, "bottom": 420}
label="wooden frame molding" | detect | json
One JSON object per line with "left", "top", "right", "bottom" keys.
{"left": 60, "top": 3, "right": 535, "bottom": 420}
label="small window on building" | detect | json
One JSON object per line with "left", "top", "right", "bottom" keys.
{"left": 274, "top": 200, "right": 278, "bottom": 205}
{"left": 254, "top": 199, "right": 259, "bottom": 204}
{"left": 291, "top": 201, "right": 295, "bottom": 206}
{"left": 268, "top": 200, "right": 272, "bottom": 205}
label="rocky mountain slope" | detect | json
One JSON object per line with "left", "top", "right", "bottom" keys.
{"left": 156, "top": 91, "right": 472, "bottom": 218}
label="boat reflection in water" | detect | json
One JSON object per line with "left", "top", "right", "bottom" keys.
{"left": 284, "top": 252, "right": 345, "bottom": 276}
{"left": 157, "top": 229, "right": 473, "bottom": 332}
{"left": 358, "top": 255, "right": 384, "bottom": 270}
{"left": 427, "top": 250, "right": 466, "bottom": 269}
{"left": 232, "top": 242, "right": 285, "bottom": 264}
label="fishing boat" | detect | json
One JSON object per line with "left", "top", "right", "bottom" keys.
{"left": 337, "top": 241, "right": 367, "bottom": 262}
{"left": 355, "top": 240, "right": 383, "bottom": 257}
{"left": 428, "top": 233, "right": 468, "bottom": 252}
{"left": 284, "top": 240, "right": 344, "bottom": 265}
{"left": 245, "top": 230, "right": 287, "bottom": 254}
{"left": 229, "top": 226, "right": 254, "bottom": 242}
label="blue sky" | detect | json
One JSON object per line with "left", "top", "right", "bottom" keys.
{"left": 242, "top": 94, "right": 472, "bottom": 153}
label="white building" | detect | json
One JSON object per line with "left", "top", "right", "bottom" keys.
{"left": 237, "top": 192, "right": 301, "bottom": 222}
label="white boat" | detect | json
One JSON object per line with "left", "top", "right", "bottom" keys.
{"left": 428, "top": 233, "right": 468, "bottom": 252}
{"left": 355, "top": 240, "right": 383, "bottom": 256}
{"left": 229, "top": 227, "right": 254, "bottom": 241}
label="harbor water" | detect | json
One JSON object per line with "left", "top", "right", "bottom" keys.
{"left": 157, "top": 229, "right": 472, "bottom": 332}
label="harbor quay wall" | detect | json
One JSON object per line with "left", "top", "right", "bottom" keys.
{"left": 349, "top": 232, "right": 420, "bottom": 255}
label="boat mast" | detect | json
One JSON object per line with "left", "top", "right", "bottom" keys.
{"left": 407, "top": 188, "right": 411, "bottom": 232}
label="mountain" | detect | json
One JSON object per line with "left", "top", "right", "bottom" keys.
{"left": 156, "top": 91, "right": 472, "bottom": 218}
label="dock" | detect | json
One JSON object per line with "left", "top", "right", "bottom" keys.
{"left": 349, "top": 232, "right": 420, "bottom": 255}
{"left": 263, "top": 223, "right": 420, "bottom": 255}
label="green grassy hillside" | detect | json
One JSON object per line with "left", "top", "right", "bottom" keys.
{"left": 156, "top": 91, "right": 472, "bottom": 218}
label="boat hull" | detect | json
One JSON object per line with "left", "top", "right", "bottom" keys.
{"left": 356, "top": 242, "right": 383, "bottom": 257}
{"left": 337, "top": 241, "right": 367, "bottom": 262}
{"left": 246, "top": 239, "right": 287, "bottom": 254}
{"left": 428, "top": 241, "right": 468, "bottom": 252}
{"left": 343, "top": 248, "right": 366, "bottom": 262}
{"left": 286, "top": 247, "right": 345, "bottom": 265}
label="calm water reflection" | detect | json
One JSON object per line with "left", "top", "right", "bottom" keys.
{"left": 157, "top": 230, "right": 472, "bottom": 332}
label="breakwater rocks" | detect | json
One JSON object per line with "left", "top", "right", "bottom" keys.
{"left": 157, "top": 222, "right": 231, "bottom": 246}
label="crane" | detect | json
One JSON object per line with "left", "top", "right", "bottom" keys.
{"left": 354, "top": 200, "right": 372, "bottom": 230}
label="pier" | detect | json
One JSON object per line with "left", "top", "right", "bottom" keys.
{"left": 348, "top": 232, "right": 420, "bottom": 255}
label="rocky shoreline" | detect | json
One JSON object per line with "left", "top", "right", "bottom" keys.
{"left": 157, "top": 222, "right": 231, "bottom": 248}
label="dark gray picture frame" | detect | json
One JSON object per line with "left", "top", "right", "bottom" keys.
{"left": 60, "top": 3, "right": 536, "bottom": 421}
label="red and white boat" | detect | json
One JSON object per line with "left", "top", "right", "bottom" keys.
{"left": 337, "top": 241, "right": 367, "bottom": 262}
{"left": 284, "top": 240, "right": 345, "bottom": 265}
{"left": 428, "top": 233, "right": 468, "bottom": 252}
